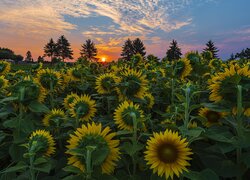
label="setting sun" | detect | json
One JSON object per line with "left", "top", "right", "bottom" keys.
{"left": 101, "top": 57, "right": 106, "bottom": 62}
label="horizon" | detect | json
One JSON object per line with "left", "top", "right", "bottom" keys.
{"left": 1, "top": 0, "right": 250, "bottom": 61}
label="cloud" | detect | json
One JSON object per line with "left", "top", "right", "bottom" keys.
{"left": 0, "top": 1, "right": 76, "bottom": 36}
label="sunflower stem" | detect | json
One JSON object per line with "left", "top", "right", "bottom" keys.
{"left": 171, "top": 78, "right": 175, "bottom": 105}
{"left": 49, "top": 81, "right": 54, "bottom": 108}
{"left": 86, "top": 146, "right": 96, "bottom": 180}
{"left": 236, "top": 85, "right": 243, "bottom": 180}
{"left": 131, "top": 112, "right": 138, "bottom": 176}
{"left": 184, "top": 85, "right": 191, "bottom": 131}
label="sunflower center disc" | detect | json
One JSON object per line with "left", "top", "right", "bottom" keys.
{"left": 206, "top": 111, "right": 220, "bottom": 123}
{"left": 158, "top": 144, "right": 178, "bottom": 163}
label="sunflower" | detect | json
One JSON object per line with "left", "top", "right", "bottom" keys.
{"left": 43, "top": 109, "right": 66, "bottom": 127}
{"left": 116, "top": 68, "right": 148, "bottom": 101}
{"left": 67, "top": 67, "right": 82, "bottom": 81}
{"left": 0, "top": 61, "right": 11, "bottom": 75}
{"left": 66, "top": 123, "right": 120, "bottom": 174}
{"left": 95, "top": 73, "right": 118, "bottom": 94}
{"left": 209, "top": 59, "right": 222, "bottom": 69}
{"left": 199, "top": 107, "right": 227, "bottom": 127}
{"left": 11, "top": 76, "right": 47, "bottom": 105}
{"left": 36, "top": 68, "right": 62, "bottom": 91}
{"left": 173, "top": 58, "right": 192, "bottom": 80}
{"left": 208, "top": 64, "right": 250, "bottom": 103}
{"left": 0, "top": 75, "right": 8, "bottom": 89}
{"left": 144, "top": 130, "right": 192, "bottom": 179}
{"left": 64, "top": 93, "right": 79, "bottom": 109}
{"left": 232, "top": 107, "right": 250, "bottom": 117}
{"left": 143, "top": 93, "right": 155, "bottom": 109}
{"left": 69, "top": 95, "right": 97, "bottom": 122}
{"left": 28, "top": 129, "right": 56, "bottom": 157}
{"left": 114, "top": 101, "right": 145, "bottom": 131}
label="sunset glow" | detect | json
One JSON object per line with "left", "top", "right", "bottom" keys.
{"left": 0, "top": 1, "right": 249, "bottom": 60}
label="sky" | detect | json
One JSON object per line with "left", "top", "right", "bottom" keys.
{"left": 0, "top": 0, "right": 250, "bottom": 61}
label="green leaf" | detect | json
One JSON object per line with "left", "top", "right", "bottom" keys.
{"left": 184, "top": 169, "right": 219, "bottom": 180}
{"left": 1, "top": 161, "right": 27, "bottom": 173}
{"left": 0, "top": 96, "right": 18, "bottom": 103}
{"left": 122, "top": 142, "right": 144, "bottom": 156}
{"left": 3, "top": 118, "right": 18, "bottom": 128}
{"left": 33, "top": 163, "right": 52, "bottom": 173}
{"left": 92, "top": 146, "right": 109, "bottom": 166}
{"left": 33, "top": 157, "right": 48, "bottom": 165}
{"left": 63, "top": 165, "right": 83, "bottom": 174}
{"left": 0, "top": 131, "right": 6, "bottom": 143}
{"left": 28, "top": 101, "right": 49, "bottom": 113}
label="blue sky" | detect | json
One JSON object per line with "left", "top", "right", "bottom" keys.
{"left": 0, "top": 0, "right": 249, "bottom": 60}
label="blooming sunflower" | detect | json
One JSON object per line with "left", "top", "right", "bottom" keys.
{"left": 0, "top": 61, "right": 11, "bottom": 75}
{"left": 29, "top": 129, "right": 56, "bottom": 156}
{"left": 43, "top": 109, "right": 66, "bottom": 127}
{"left": 64, "top": 93, "right": 79, "bottom": 109}
{"left": 36, "top": 68, "right": 62, "bottom": 92}
{"left": 66, "top": 123, "right": 120, "bottom": 174}
{"left": 199, "top": 107, "right": 227, "bottom": 127}
{"left": 208, "top": 64, "right": 250, "bottom": 103}
{"left": 95, "top": 73, "right": 118, "bottom": 94}
{"left": 0, "top": 75, "right": 8, "bottom": 89}
{"left": 67, "top": 67, "right": 82, "bottom": 81}
{"left": 11, "top": 76, "right": 47, "bottom": 105}
{"left": 114, "top": 101, "right": 145, "bottom": 131}
{"left": 144, "top": 130, "right": 192, "bottom": 180}
{"left": 173, "top": 58, "right": 192, "bottom": 80}
{"left": 69, "top": 95, "right": 97, "bottom": 122}
{"left": 116, "top": 68, "right": 148, "bottom": 101}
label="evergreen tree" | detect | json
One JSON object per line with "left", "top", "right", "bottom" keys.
{"left": 80, "top": 39, "right": 97, "bottom": 61}
{"left": 56, "top": 35, "right": 73, "bottom": 61}
{"left": 203, "top": 40, "right": 219, "bottom": 58}
{"left": 37, "top": 56, "right": 44, "bottom": 63}
{"left": 166, "top": 40, "right": 182, "bottom": 61}
{"left": 235, "top": 48, "right": 250, "bottom": 59}
{"left": 228, "top": 53, "right": 235, "bottom": 60}
{"left": 25, "top": 51, "right": 33, "bottom": 62}
{"left": 121, "top": 39, "right": 134, "bottom": 61}
{"left": 44, "top": 38, "right": 57, "bottom": 61}
{"left": 132, "top": 38, "right": 146, "bottom": 57}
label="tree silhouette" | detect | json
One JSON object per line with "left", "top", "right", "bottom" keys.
{"left": 132, "top": 38, "right": 146, "bottom": 57}
{"left": 25, "top": 51, "right": 33, "bottom": 62}
{"left": 235, "top": 48, "right": 250, "bottom": 59}
{"left": 44, "top": 38, "right": 57, "bottom": 61}
{"left": 80, "top": 39, "right": 97, "bottom": 61}
{"left": 166, "top": 40, "right": 182, "bottom": 61}
{"left": 0, "top": 47, "right": 23, "bottom": 63}
{"left": 56, "top": 35, "right": 73, "bottom": 61}
{"left": 121, "top": 39, "right": 134, "bottom": 61}
{"left": 203, "top": 40, "right": 219, "bottom": 59}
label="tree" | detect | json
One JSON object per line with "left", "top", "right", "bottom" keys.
{"left": 25, "top": 51, "right": 33, "bottom": 62}
{"left": 166, "top": 40, "right": 182, "bottom": 61}
{"left": 203, "top": 40, "right": 219, "bottom": 59}
{"left": 147, "top": 54, "right": 160, "bottom": 63}
{"left": 37, "top": 56, "right": 44, "bottom": 63}
{"left": 228, "top": 53, "right": 235, "bottom": 61}
{"left": 0, "top": 47, "right": 23, "bottom": 64}
{"left": 14, "top": 55, "right": 23, "bottom": 63}
{"left": 80, "top": 39, "right": 97, "bottom": 61}
{"left": 44, "top": 38, "right": 57, "bottom": 61}
{"left": 56, "top": 35, "right": 73, "bottom": 61}
{"left": 235, "top": 48, "right": 250, "bottom": 59}
{"left": 121, "top": 39, "right": 134, "bottom": 61}
{"left": 132, "top": 38, "right": 146, "bottom": 57}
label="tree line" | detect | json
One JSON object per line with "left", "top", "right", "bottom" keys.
{"left": 1, "top": 35, "right": 249, "bottom": 63}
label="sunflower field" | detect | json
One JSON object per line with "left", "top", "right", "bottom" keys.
{"left": 0, "top": 53, "right": 250, "bottom": 180}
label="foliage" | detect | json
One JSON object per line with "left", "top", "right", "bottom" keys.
{"left": 0, "top": 54, "right": 250, "bottom": 180}
{"left": 203, "top": 40, "right": 219, "bottom": 59}
{"left": 80, "top": 39, "right": 98, "bottom": 61}
{"left": 166, "top": 39, "right": 182, "bottom": 61}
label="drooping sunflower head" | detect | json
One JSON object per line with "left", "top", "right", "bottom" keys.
{"left": 28, "top": 130, "right": 56, "bottom": 157}
{"left": 209, "top": 59, "right": 222, "bottom": 69}
{"left": 67, "top": 67, "right": 82, "bottom": 81}
{"left": 95, "top": 73, "right": 119, "bottom": 94}
{"left": 145, "top": 129, "right": 192, "bottom": 180}
{"left": 0, "top": 75, "right": 8, "bottom": 89}
{"left": 114, "top": 101, "right": 145, "bottom": 131}
{"left": 66, "top": 123, "right": 120, "bottom": 174}
{"left": 185, "top": 51, "right": 201, "bottom": 65}
{"left": 116, "top": 68, "right": 148, "bottom": 100}
{"left": 43, "top": 109, "right": 66, "bottom": 127}
{"left": 69, "top": 94, "right": 97, "bottom": 122}
{"left": 0, "top": 61, "right": 11, "bottom": 75}
{"left": 208, "top": 64, "right": 250, "bottom": 103}
{"left": 64, "top": 93, "right": 79, "bottom": 109}
{"left": 11, "top": 76, "right": 47, "bottom": 105}
{"left": 36, "top": 68, "right": 62, "bottom": 91}
{"left": 31, "top": 62, "right": 43, "bottom": 71}
{"left": 173, "top": 58, "right": 192, "bottom": 80}
{"left": 199, "top": 107, "right": 227, "bottom": 127}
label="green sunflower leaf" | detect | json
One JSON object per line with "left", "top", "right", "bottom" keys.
{"left": 28, "top": 101, "right": 49, "bottom": 113}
